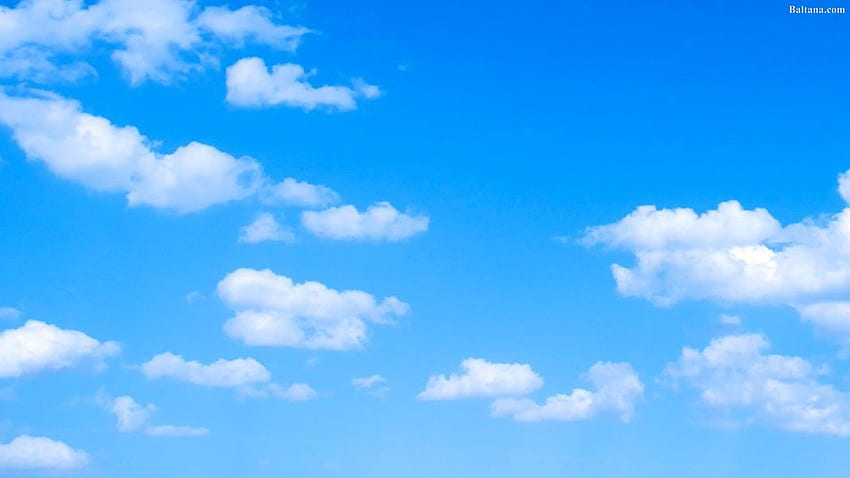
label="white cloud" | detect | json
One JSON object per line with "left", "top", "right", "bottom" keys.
{"left": 0, "top": 320, "right": 118, "bottom": 378}
{"left": 111, "top": 395, "right": 155, "bottom": 432}
{"left": 218, "top": 268, "right": 408, "bottom": 350}
{"left": 0, "top": 307, "right": 20, "bottom": 320}
{"left": 237, "top": 382, "right": 318, "bottom": 401}
{"left": 225, "top": 57, "right": 379, "bottom": 111}
{"left": 585, "top": 173, "right": 850, "bottom": 343}
{"left": 418, "top": 359, "right": 544, "bottom": 401}
{"left": 302, "top": 201, "right": 429, "bottom": 241}
{"left": 266, "top": 177, "right": 340, "bottom": 208}
{"left": 239, "top": 213, "right": 294, "bottom": 243}
{"left": 107, "top": 395, "right": 209, "bottom": 437}
{"left": 0, "top": 0, "right": 309, "bottom": 85}
{"left": 491, "top": 362, "right": 643, "bottom": 423}
{"left": 352, "top": 374, "right": 386, "bottom": 389}
{"left": 664, "top": 333, "right": 850, "bottom": 435}
{"left": 0, "top": 435, "right": 88, "bottom": 470}
{"left": 0, "top": 91, "right": 262, "bottom": 213}
{"left": 719, "top": 314, "right": 742, "bottom": 326}
{"left": 140, "top": 352, "right": 270, "bottom": 387}
{"left": 352, "top": 374, "right": 389, "bottom": 397}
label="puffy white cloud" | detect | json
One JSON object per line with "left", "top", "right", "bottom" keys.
{"left": 107, "top": 395, "right": 209, "bottom": 437}
{"left": 418, "top": 359, "right": 544, "bottom": 401}
{"left": 266, "top": 177, "right": 340, "bottom": 208}
{"left": 664, "top": 333, "right": 850, "bottom": 435}
{"left": 225, "top": 57, "right": 380, "bottom": 111}
{"left": 0, "top": 320, "right": 118, "bottom": 378}
{"left": 111, "top": 395, "right": 155, "bottom": 433}
{"left": 218, "top": 268, "right": 408, "bottom": 350}
{"left": 239, "top": 213, "right": 294, "bottom": 243}
{"left": 0, "top": 435, "right": 88, "bottom": 470}
{"left": 0, "top": 0, "right": 309, "bottom": 85}
{"left": 0, "top": 91, "right": 262, "bottom": 213}
{"left": 585, "top": 174, "right": 850, "bottom": 343}
{"left": 140, "top": 352, "right": 270, "bottom": 387}
{"left": 0, "top": 307, "right": 20, "bottom": 320}
{"left": 302, "top": 202, "right": 429, "bottom": 241}
{"left": 491, "top": 362, "right": 643, "bottom": 423}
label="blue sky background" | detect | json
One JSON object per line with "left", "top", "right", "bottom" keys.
{"left": 2, "top": 0, "right": 850, "bottom": 476}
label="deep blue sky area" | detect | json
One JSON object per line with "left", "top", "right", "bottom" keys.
{"left": 1, "top": 1, "right": 850, "bottom": 476}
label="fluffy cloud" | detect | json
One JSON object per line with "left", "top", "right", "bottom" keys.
{"left": 0, "top": 91, "right": 263, "bottom": 213}
{"left": 0, "top": 435, "right": 88, "bottom": 470}
{"left": 108, "top": 395, "right": 209, "bottom": 437}
{"left": 239, "top": 213, "right": 294, "bottom": 243}
{"left": 265, "top": 177, "right": 340, "bottom": 208}
{"left": 664, "top": 333, "right": 850, "bottom": 435}
{"left": 225, "top": 57, "right": 380, "bottom": 111}
{"left": 218, "top": 268, "right": 408, "bottom": 350}
{"left": 491, "top": 362, "right": 643, "bottom": 423}
{"left": 140, "top": 352, "right": 270, "bottom": 387}
{"left": 0, "top": 320, "right": 118, "bottom": 378}
{"left": 302, "top": 202, "right": 429, "bottom": 241}
{"left": 418, "top": 359, "right": 544, "bottom": 401}
{"left": 0, "top": 0, "right": 309, "bottom": 85}
{"left": 585, "top": 174, "right": 850, "bottom": 343}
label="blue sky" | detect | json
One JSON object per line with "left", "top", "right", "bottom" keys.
{"left": 1, "top": 0, "right": 850, "bottom": 476}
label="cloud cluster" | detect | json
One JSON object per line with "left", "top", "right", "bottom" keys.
{"left": 218, "top": 268, "right": 409, "bottom": 350}
{"left": 0, "top": 435, "right": 88, "bottom": 470}
{"left": 0, "top": 320, "right": 118, "bottom": 378}
{"left": 140, "top": 352, "right": 270, "bottom": 387}
{"left": 665, "top": 333, "right": 850, "bottom": 435}
{"left": 491, "top": 362, "right": 644, "bottom": 423}
{"left": 109, "top": 395, "right": 209, "bottom": 437}
{"left": 302, "top": 202, "right": 430, "bottom": 242}
{"left": 419, "top": 359, "right": 643, "bottom": 423}
{"left": 239, "top": 213, "right": 294, "bottom": 244}
{"left": 0, "top": 0, "right": 308, "bottom": 85}
{"left": 418, "top": 359, "right": 543, "bottom": 400}
{"left": 226, "top": 57, "right": 381, "bottom": 111}
{"left": 0, "top": 91, "right": 263, "bottom": 213}
{"left": 586, "top": 174, "right": 850, "bottom": 343}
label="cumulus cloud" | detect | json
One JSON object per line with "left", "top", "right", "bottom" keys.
{"left": 225, "top": 57, "right": 380, "bottom": 111}
{"left": 107, "top": 395, "right": 209, "bottom": 437}
{"left": 0, "top": 435, "right": 88, "bottom": 470}
{"left": 0, "top": 0, "right": 309, "bottom": 85}
{"left": 664, "top": 333, "right": 850, "bottom": 435}
{"left": 585, "top": 174, "right": 850, "bottom": 343}
{"left": 140, "top": 352, "right": 270, "bottom": 387}
{"left": 0, "top": 91, "right": 263, "bottom": 213}
{"left": 418, "top": 359, "right": 544, "bottom": 401}
{"left": 491, "top": 362, "right": 644, "bottom": 423}
{"left": 266, "top": 177, "right": 340, "bottom": 208}
{"left": 239, "top": 213, "right": 294, "bottom": 243}
{"left": 218, "top": 268, "right": 408, "bottom": 350}
{"left": 302, "top": 202, "right": 429, "bottom": 241}
{"left": 0, "top": 320, "right": 118, "bottom": 378}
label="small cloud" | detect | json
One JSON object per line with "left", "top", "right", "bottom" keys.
{"left": 238, "top": 382, "right": 318, "bottom": 401}
{"left": 0, "top": 307, "right": 21, "bottom": 320}
{"left": 719, "top": 314, "right": 742, "bottom": 326}
{"left": 352, "top": 374, "right": 390, "bottom": 397}
{"left": 238, "top": 213, "right": 295, "bottom": 244}
{"left": 185, "top": 291, "right": 205, "bottom": 303}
